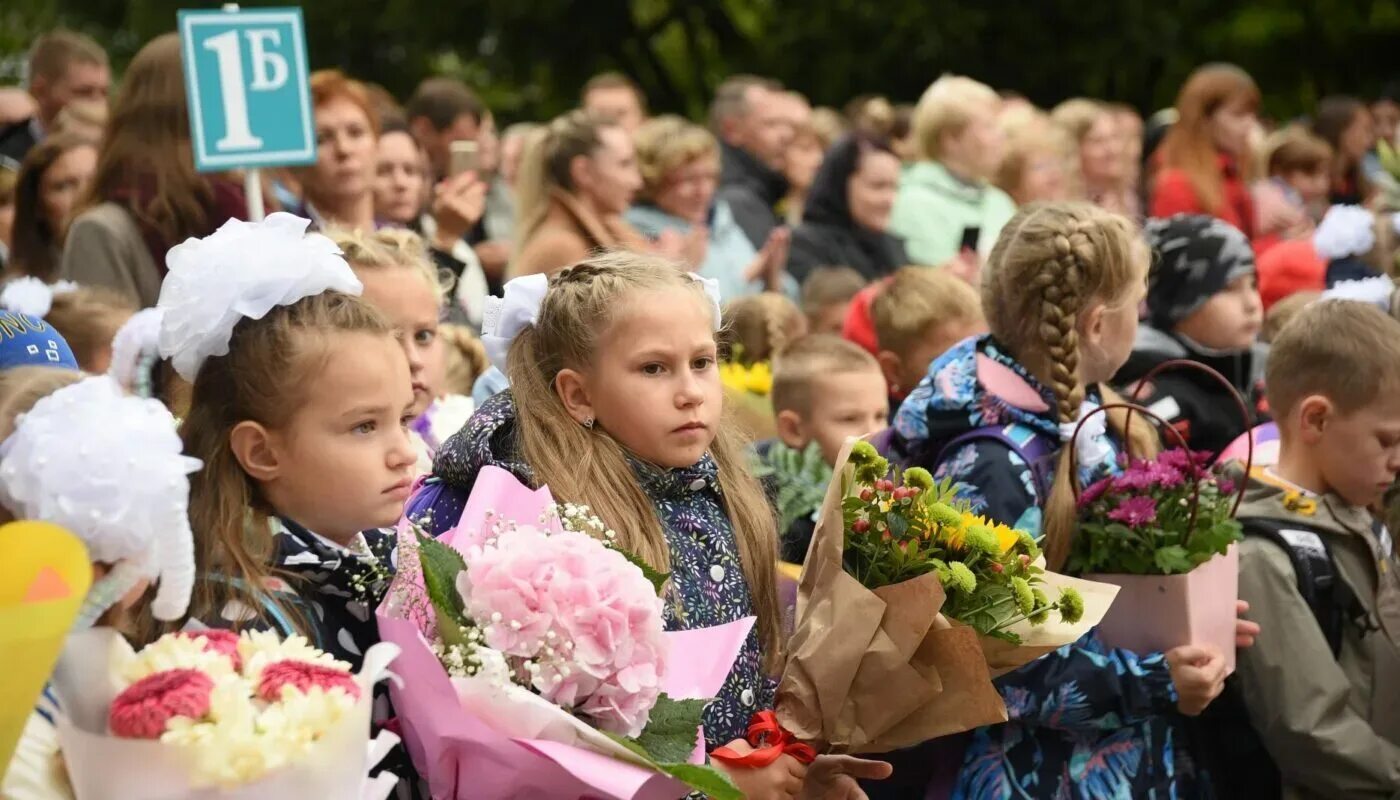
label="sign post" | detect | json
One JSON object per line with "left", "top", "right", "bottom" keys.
{"left": 178, "top": 5, "right": 316, "bottom": 221}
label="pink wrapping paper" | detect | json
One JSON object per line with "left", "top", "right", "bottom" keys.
{"left": 1087, "top": 544, "right": 1239, "bottom": 673}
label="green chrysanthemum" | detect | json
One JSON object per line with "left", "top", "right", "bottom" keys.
{"left": 1028, "top": 588, "right": 1051, "bottom": 624}
{"left": 931, "top": 558, "right": 951, "bottom": 585}
{"left": 947, "top": 561, "right": 977, "bottom": 594}
{"left": 1058, "top": 587, "right": 1085, "bottom": 625}
{"left": 849, "top": 440, "right": 880, "bottom": 466}
{"left": 926, "top": 502, "right": 963, "bottom": 529}
{"left": 965, "top": 525, "right": 1001, "bottom": 556}
{"left": 903, "top": 467, "right": 935, "bottom": 491}
{"left": 1011, "top": 577, "right": 1034, "bottom": 615}
{"left": 1017, "top": 531, "right": 1041, "bottom": 558}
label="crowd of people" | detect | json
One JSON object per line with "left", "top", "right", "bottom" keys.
{"left": 0, "top": 24, "right": 1397, "bottom": 800}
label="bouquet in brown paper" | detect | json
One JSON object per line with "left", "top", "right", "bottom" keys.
{"left": 776, "top": 439, "right": 1118, "bottom": 754}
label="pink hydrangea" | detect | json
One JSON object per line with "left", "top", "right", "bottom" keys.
{"left": 458, "top": 525, "right": 667, "bottom": 738}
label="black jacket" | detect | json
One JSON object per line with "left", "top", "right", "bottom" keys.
{"left": 786, "top": 135, "right": 908, "bottom": 284}
{"left": 718, "top": 141, "right": 788, "bottom": 250}
{"left": 1114, "top": 324, "right": 1269, "bottom": 456}
{"left": 0, "top": 118, "right": 39, "bottom": 165}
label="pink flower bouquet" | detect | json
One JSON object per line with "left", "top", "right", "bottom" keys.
{"left": 378, "top": 466, "right": 753, "bottom": 800}
{"left": 47, "top": 627, "right": 401, "bottom": 799}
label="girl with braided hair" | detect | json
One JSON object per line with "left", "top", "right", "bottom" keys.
{"left": 886, "top": 202, "right": 1234, "bottom": 799}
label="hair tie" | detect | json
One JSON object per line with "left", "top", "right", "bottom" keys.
{"left": 156, "top": 213, "right": 362, "bottom": 382}
{"left": 1313, "top": 205, "right": 1376, "bottom": 261}
{"left": 0, "top": 277, "right": 77, "bottom": 319}
{"left": 480, "top": 271, "right": 724, "bottom": 373}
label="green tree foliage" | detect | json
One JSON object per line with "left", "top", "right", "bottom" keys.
{"left": 5, "top": 0, "right": 1400, "bottom": 123}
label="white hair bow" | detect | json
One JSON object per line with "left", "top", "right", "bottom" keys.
{"left": 0, "top": 277, "right": 78, "bottom": 319}
{"left": 1313, "top": 205, "right": 1376, "bottom": 261}
{"left": 480, "top": 271, "right": 723, "bottom": 373}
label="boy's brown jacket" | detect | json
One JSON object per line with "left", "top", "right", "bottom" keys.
{"left": 1235, "top": 468, "right": 1400, "bottom": 799}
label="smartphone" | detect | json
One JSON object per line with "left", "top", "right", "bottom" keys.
{"left": 960, "top": 225, "right": 981, "bottom": 253}
{"left": 449, "top": 140, "right": 479, "bottom": 176}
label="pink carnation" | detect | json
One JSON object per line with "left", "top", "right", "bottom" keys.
{"left": 458, "top": 525, "right": 667, "bottom": 737}
{"left": 109, "top": 668, "right": 214, "bottom": 739}
{"left": 177, "top": 629, "right": 243, "bottom": 670}
{"left": 257, "top": 660, "right": 361, "bottom": 702}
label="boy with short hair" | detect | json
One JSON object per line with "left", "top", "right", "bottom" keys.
{"left": 800, "top": 265, "right": 867, "bottom": 335}
{"left": 871, "top": 266, "right": 986, "bottom": 403}
{"left": 1116, "top": 214, "right": 1267, "bottom": 455}
{"left": 1228, "top": 300, "right": 1400, "bottom": 799}
{"left": 758, "top": 334, "right": 889, "bottom": 562}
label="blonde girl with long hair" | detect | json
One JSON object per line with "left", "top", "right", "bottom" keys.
{"left": 885, "top": 202, "right": 1238, "bottom": 799}
{"left": 149, "top": 213, "right": 417, "bottom": 667}
{"left": 410, "top": 252, "right": 889, "bottom": 799}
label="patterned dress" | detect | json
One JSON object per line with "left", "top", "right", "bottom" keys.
{"left": 891, "top": 335, "right": 1209, "bottom": 800}
{"left": 416, "top": 391, "right": 775, "bottom": 749}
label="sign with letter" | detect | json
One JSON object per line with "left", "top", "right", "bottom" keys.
{"left": 178, "top": 6, "right": 315, "bottom": 173}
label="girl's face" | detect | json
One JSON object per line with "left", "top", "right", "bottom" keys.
{"left": 1079, "top": 114, "right": 1124, "bottom": 187}
{"left": 1341, "top": 109, "right": 1377, "bottom": 163}
{"left": 358, "top": 268, "right": 446, "bottom": 418}
{"left": 313, "top": 97, "right": 377, "bottom": 203}
{"left": 577, "top": 126, "right": 642, "bottom": 216}
{"left": 1209, "top": 97, "right": 1257, "bottom": 157}
{"left": 655, "top": 154, "right": 719, "bottom": 225}
{"left": 847, "top": 149, "right": 901, "bottom": 232}
{"left": 374, "top": 131, "right": 427, "bottom": 225}
{"left": 247, "top": 331, "right": 417, "bottom": 545}
{"left": 40, "top": 144, "right": 97, "bottom": 237}
{"left": 557, "top": 286, "right": 722, "bottom": 469}
{"left": 1078, "top": 252, "right": 1149, "bottom": 385}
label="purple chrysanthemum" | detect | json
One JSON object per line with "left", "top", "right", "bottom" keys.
{"left": 1078, "top": 478, "right": 1112, "bottom": 509}
{"left": 1108, "top": 495, "right": 1158, "bottom": 528}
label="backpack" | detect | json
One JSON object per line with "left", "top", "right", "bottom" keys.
{"left": 870, "top": 424, "right": 1057, "bottom": 500}
{"left": 1195, "top": 516, "right": 1368, "bottom": 799}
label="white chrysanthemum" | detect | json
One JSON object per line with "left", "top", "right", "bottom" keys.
{"left": 237, "top": 630, "right": 350, "bottom": 683}
{"left": 0, "top": 376, "right": 201, "bottom": 620}
{"left": 1314, "top": 204, "right": 1376, "bottom": 261}
{"left": 119, "top": 635, "right": 238, "bottom": 686}
{"left": 157, "top": 213, "right": 362, "bottom": 381}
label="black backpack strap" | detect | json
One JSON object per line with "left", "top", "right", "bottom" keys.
{"left": 1239, "top": 517, "right": 1354, "bottom": 656}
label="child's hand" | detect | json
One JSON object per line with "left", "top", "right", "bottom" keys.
{"left": 1166, "top": 644, "right": 1227, "bottom": 716}
{"left": 714, "top": 738, "right": 807, "bottom": 800}
{"left": 799, "top": 755, "right": 893, "bottom": 800}
{"left": 1235, "top": 599, "right": 1261, "bottom": 648}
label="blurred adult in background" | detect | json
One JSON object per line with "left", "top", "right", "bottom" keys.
{"left": 1373, "top": 86, "right": 1400, "bottom": 148}
{"left": 1313, "top": 96, "right": 1376, "bottom": 206}
{"left": 61, "top": 33, "right": 245, "bottom": 308}
{"left": 889, "top": 103, "right": 917, "bottom": 163}
{"left": 298, "top": 70, "right": 380, "bottom": 231}
{"left": 1151, "top": 63, "right": 1260, "bottom": 238}
{"left": 0, "top": 166, "right": 17, "bottom": 269}
{"left": 1052, "top": 98, "right": 1137, "bottom": 216}
{"left": 889, "top": 74, "right": 1012, "bottom": 269}
{"left": 1110, "top": 102, "right": 1145, "bottom": 199}
{"left": 787, "top": 134, "right": 907, "bottom": 283}
{"left": 499, "top": 123, "right": 539, "bottom": 191}
{"left": 6, "top": 133, "right": 97, "bottom": 281}
{"left": 994, "top": 107, "right": 1073, "bottom": 205}
{"left": 511, "top": 110, "right": 647, "bottom": 276}
{"left": 52, "top": 98, "right": 106, "bottom": 144}
{"left": 581, "top": 72, "right": 648, "bottom": 135}
{"left": 712, "top": 75, "right": 795, "bottom": 249}
{"left": 782, "top": 101, "right": 845, "bottom": 225}
{"left": 627, "top": 115, "right": 792, "bottom": 300}
{"left": 0, "top": 30, "right": 109, "bottom": 163}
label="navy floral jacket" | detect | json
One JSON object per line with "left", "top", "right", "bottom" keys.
{"left": 894, "top": 335, "right": 1206, "bottom": 800}
{"left": 414, "top": 391, "right": 775, "bottom": 749}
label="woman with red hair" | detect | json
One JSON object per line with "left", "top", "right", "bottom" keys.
{"left": 299, "top": 69, "right": 381, "bottom": 230}
{"left": 1151, "top": 64, "right": 1261, "bottom": 238}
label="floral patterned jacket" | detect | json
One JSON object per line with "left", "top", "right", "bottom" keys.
{"left": 412, "top": 391, "right": 775, "bottom": 749}
{"left": 893, "top": 335, "right": 1207, "bottom": 800}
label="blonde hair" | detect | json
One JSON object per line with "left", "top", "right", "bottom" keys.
{"left": 1267, "top": 300, "right": 1400, "bottom": 420}
{"left": 45, "top": 285, "right": 136, "bottom": 372}
{"left": 633, "top": 115, "right": 718, "bottom": 202}
{"left": 328, "top": 227, "right": 452, "bottom": 303}
{"left": 506, "top": 251, "right": 781, "bottom": 670}
{"left": 1261, "top": 290, "right": 1320, "bottom": 344}
{"left": 913, "top": 75, "right": 999, "bottom": 161}
{"left": 171, "top": 292, "right": 393, "bottom": 642}
{"left": 872, "top": 266, "right": 984, "bottom": 356}
{"left": 1050, "top": 98, "right": 1109, "bottom": 145}
{"left": 1261, "top": 126, "right": 1332, "bottom": 177}
{"left": 995, "top": 108, "right": 1075, "bottom": 202}
{"left": 440, "top": 322, "right": 488, "bottom": 395}
{"left": 983, "top": 202, "right": 1158, "bottom": 569}
{"left": 799, "top": 266, "right": 866, "bottom": 318}
{"left": 513, "top": 111, "right": 615, "bottom": 266}
{"left": 771, "top": 334, "right": 881, "bottom": 416}
{"left": 720, "top": 292, "right": 808, "bottom": 365}
{"left": 0, "top": 366, "right": 81, "bottom": 441}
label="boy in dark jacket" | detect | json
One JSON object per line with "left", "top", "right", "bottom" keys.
{"left": 1116, "top": 213, "right": 1268, "bottom": 455}
{"left": 1230, "top": 300, "right": 1400, "bottom": 799}
{"left": 755, "top": 334, "right": 887, "bottom": 563}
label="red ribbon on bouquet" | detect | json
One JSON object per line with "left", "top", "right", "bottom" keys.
{"left": 710, "top": 711, "right": 817, "bottom": 768}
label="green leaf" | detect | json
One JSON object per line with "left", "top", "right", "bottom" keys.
{"left": 418, "top": 533, "right": 468, "bottom": 617}
{"left": 600, "top": 730, "right": 743, "bottom": 800}
{"left": 634, "top": 694, "right": 709, "bottom": 763}
{"left": 887, "top": 513, "right": 910, "bottom": 541}
{"left": 1153, "top": 545, "right": 1194, "bottom": 575}
{"left": 617, "top": 547, "right": 671, "bottom": 595}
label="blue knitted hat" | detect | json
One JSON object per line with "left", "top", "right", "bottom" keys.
{"left": 0, "top": 312, "right": 79, "bottom": 370}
